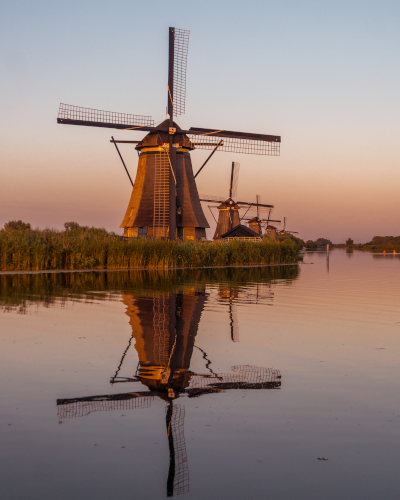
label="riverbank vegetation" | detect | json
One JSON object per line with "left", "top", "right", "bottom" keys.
{"left": 305, "top": 238, "right": 332, "bottom": 249}
{"left": 359, "top": 235, "right": 400, "bottom": 252}
{"left": 0, "top": 221, "right": 299, "bottom": 271}
{"left": 276, "top": 233, "right": 305, "bottom": 249}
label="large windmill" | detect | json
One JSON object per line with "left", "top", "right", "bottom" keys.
{"left": 57, "top": 27, "right": 280, "bottom": 240}
{"left": 200, "top": 163, "right": 276, "bottom": 240}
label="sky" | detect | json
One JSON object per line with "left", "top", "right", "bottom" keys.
{"left": 1, "top": 0, "right": 400, "bottom": 243}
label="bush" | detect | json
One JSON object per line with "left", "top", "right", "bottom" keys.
{"left": 4, "top": 220, "right": 31, "bottom": 231}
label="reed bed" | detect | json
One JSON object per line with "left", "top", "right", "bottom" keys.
{"left": 0, "top": 226, "right": 298, "bottom": 271}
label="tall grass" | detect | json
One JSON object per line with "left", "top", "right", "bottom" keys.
{"left": 0, "top": 226, "right": 299, "bottom": 271}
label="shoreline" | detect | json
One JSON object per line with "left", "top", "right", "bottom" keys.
{"left": 0, "top": 261, "right": 302, "bottom": 276}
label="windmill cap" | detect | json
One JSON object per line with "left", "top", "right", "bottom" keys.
{"left": 136, "top": 120, "right": 194, "bottom": 151}
{"left": 154, "top": 119, "right": 182, "bottom": 132}
{"left": 218, "top": 198, "right": 240, "bottom": 209}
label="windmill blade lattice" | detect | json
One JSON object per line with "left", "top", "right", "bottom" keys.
{"left": 58, "top": 103, "right": 155, "bottom": 129}
{"left": 199, "top": 194, "right": 226, "bottom": 204}
{"left": 188, "top": 127, "right": 280, "bottom": 156}
{"left": 173, "top": 29, "right": 190, "bottom": 116}
{"left": 189, "top": 135, "right": 280, "bottom": 155}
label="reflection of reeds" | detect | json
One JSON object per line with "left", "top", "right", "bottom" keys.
{"left": 0, "top": 228, "right": 298, "bottom": 271}
{"left": 0, "top": 265, "right": 300, "bottom": 312}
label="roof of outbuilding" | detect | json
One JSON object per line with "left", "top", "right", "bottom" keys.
{"left": 221, "top": 224, "right": 261, "bottom": 239}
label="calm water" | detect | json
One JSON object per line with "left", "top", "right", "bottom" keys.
{"left": 1, "top": 250, "right": 400, "bottom": 499}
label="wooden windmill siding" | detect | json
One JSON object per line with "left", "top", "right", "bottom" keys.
{"left": 213, "top": 199, "right": 241, "bottom": 240}
{"left": 248, "top": 217, "right": 261, "bottom": 234}
{"left": 266, "top": 225, "right": 277, "bottom": 240}
{"left": 120, "top": 123, "right": 209, "bottom": 240}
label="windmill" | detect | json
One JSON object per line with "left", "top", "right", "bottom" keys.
{"left": 56, "top": 288, "right": 281, "bottom": 497}
{"left": 199, "top": 163, "right": 275, "bottom": 240}
{"left": 240, "top": 197, "right": 281, "bottom": 235}
{"left": 279, "top": 217, "right": 298, "bottom": 236}
{"left": 57, "top": 27, "right": 280, "bottom": 240}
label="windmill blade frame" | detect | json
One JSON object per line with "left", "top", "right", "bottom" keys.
{"left": 57, "top": 103, "right": 155, "bottom": 130}
{"left": 199, "top": 194, "right": 226, "bottom": 204}
{"left": 172, "top": 29, "right": 190, "bottom": 116}
{"left": 188, "top": 127, "right": 280, "bottom": 156}
{"left": 231, "top": 162, "right": 240, "bottom": 199}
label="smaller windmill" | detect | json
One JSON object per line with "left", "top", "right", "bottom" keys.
{"left": 279, "top": 217, "right": 298, "bottom": 235}
{"left": 200, "top": 163, "right": 274, "bottom": 240}
{"left": 240, "top": 196, "right": 281, "bottom": 235}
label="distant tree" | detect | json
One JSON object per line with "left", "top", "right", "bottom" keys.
{"left": 369, "top": 235, "right": 400, "bottom": 246}
{"left": 277, "top": 233, "right": 306, "bottom": 249}
{"left": 346, "top": 238, "right": 354, "bottom": 246}
{"left": 4, "top": 220, "right": 31, "bottom": 231}
{"left": 315, "top": 238, "right": 332, "bottom": 246}
{"left": 64, "top": 221, "right": 80, "bottom": 231}
{"left": 306, "top": 240, "right": 317, "bottom": 249}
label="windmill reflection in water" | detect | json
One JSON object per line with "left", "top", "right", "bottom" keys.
{"left": 57, "top": 285, "right": 281, "bottom": 497}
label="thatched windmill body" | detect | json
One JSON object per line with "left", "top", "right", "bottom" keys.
{"left": 57, "top": 28, "right": 281, "bottom": 240}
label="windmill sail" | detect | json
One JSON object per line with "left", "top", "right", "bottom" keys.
{"left": 172, "top": 29, "right": 190, "bottom": 116}
{"left": 57, "top": 103, "right": 155, "bottom": 130}
{"left": 188, "top": 127, "right": 280, "bottom": 156}
{"left": 230, "top": 162, "right": 240, "bottom": 199}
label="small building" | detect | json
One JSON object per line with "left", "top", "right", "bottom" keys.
{"left": 266, "top": 225, "right": 277, "bottom": 240}
{"left": 221, "top": 224, "right": 262, "bottom": 242}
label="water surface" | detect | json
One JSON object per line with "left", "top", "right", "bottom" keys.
{"left": 1, "top": 250, "right": 399, "bottom": 499}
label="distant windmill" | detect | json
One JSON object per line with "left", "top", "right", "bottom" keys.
{"left": 200, "top": 163, "right": 274, "bottom": 240}
{"left": 241, "top": 197, "right": 281, "bottom": 235}
{"left": 57, "top": 27, "right": 281, "bottom": 240}
{"left": 279, "top": 217, "right": 298, "bottom": 235}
